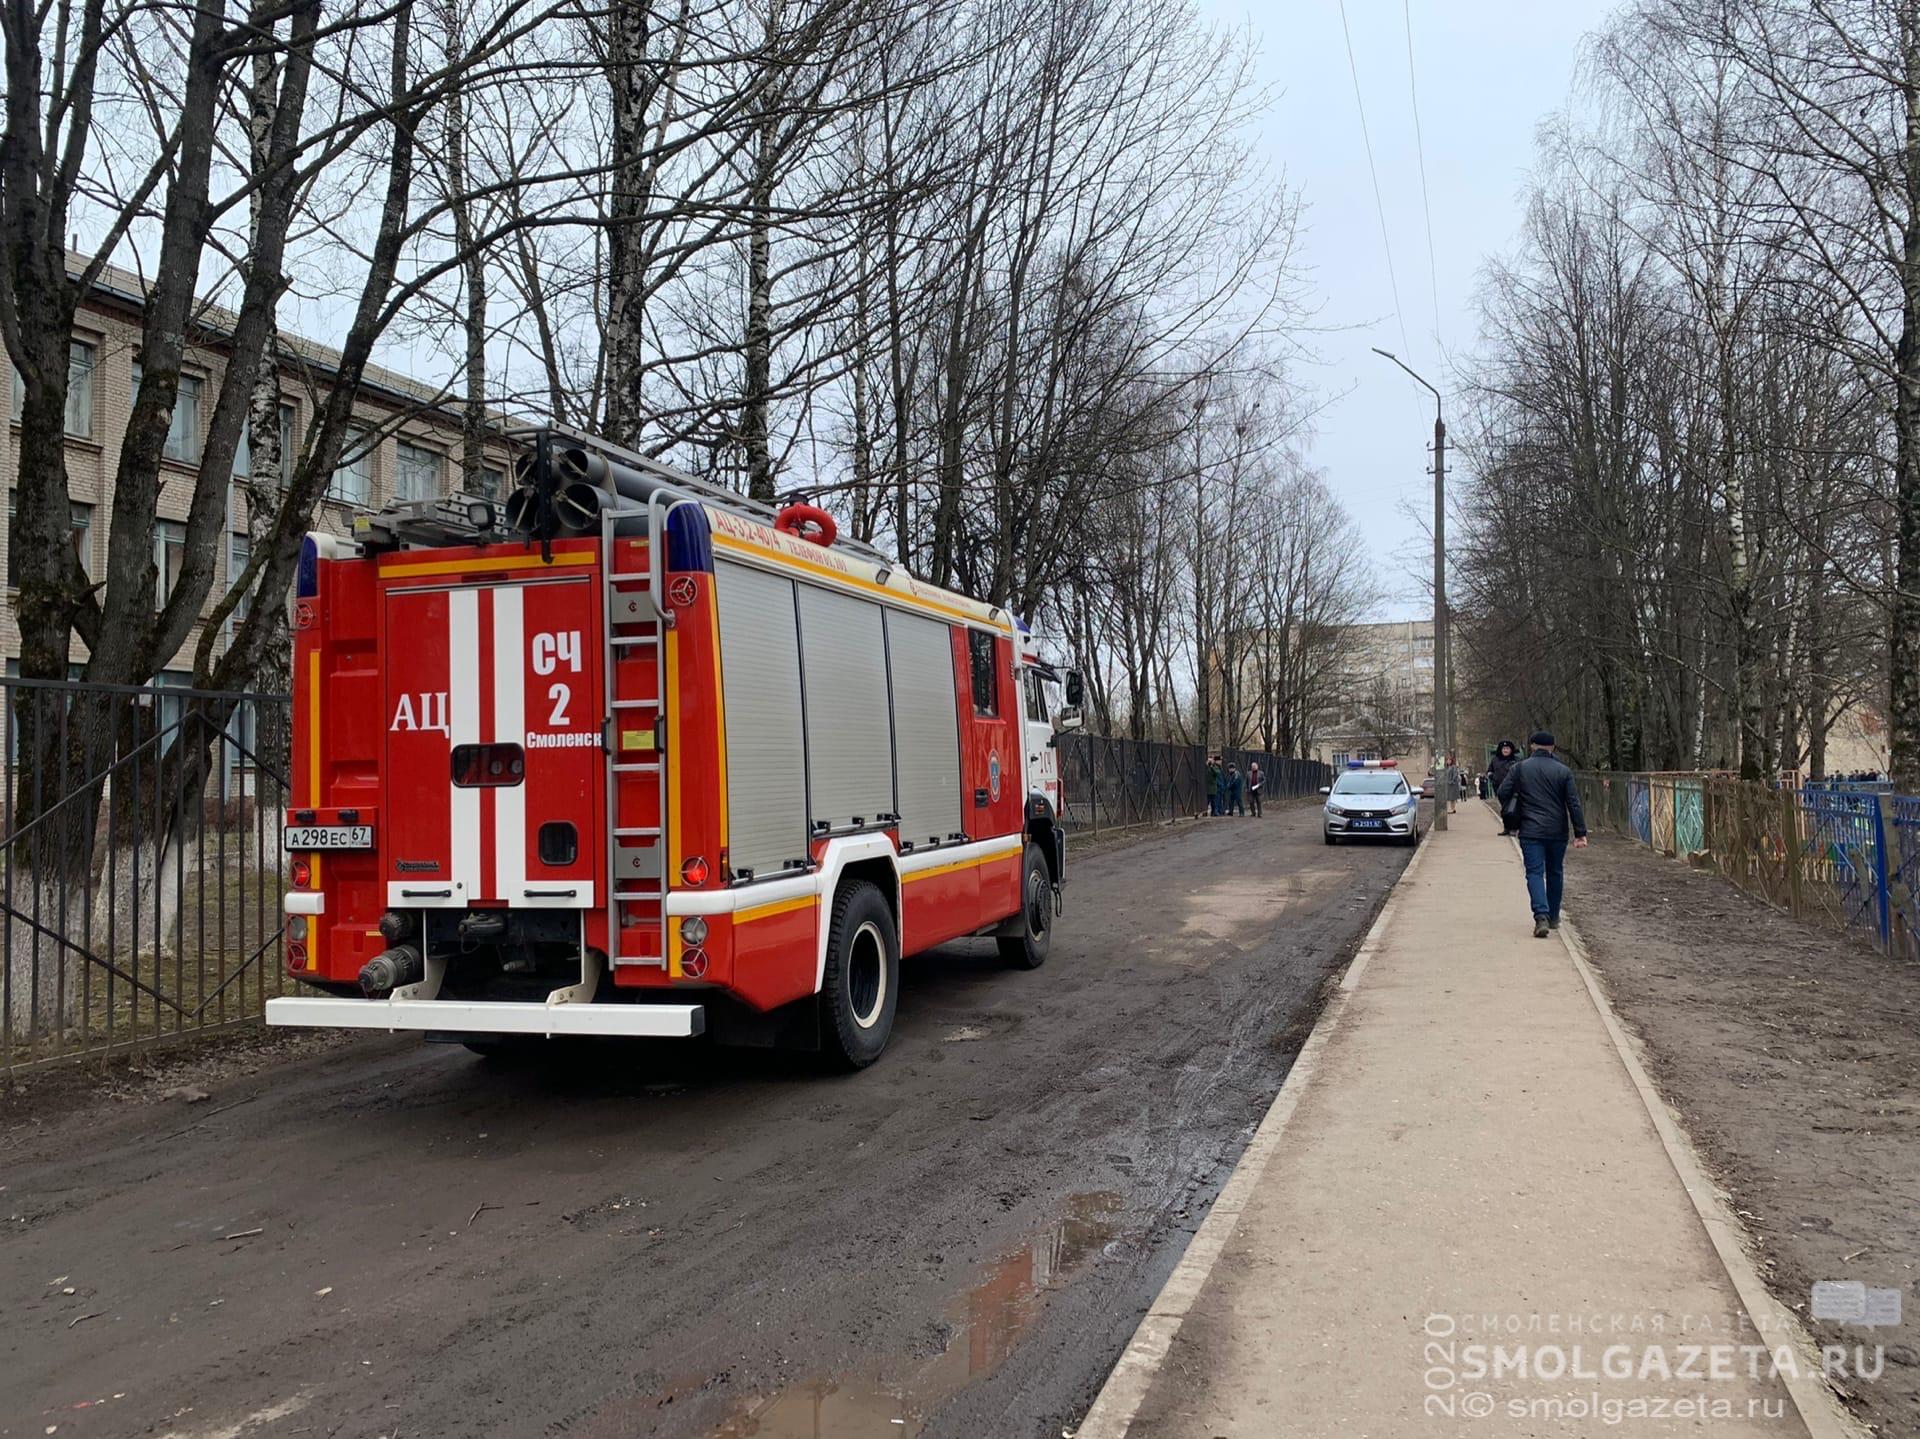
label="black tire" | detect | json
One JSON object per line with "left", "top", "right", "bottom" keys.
{"left": 818, "top": 880, "right": 899, "bottom": 1070}
{"left": 997, "top": 842, "right": 1054, "bottom": 970}
{"left": 1324, "top": 830, "right": 1337, "bottom": 846}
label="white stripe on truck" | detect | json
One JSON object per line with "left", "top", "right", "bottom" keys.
{"left": 448, "top": 587, "right": 481, "bottom": 900}
{"left": 492, "top": 584, "right": 527, "bottom": 902}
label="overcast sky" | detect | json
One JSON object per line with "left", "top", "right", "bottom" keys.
{"left": 1204, "top": 0, "right": 1620, "bottom": 616}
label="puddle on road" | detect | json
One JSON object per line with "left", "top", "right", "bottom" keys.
{"left": 710, "top": 1191, "right": 1126, "bottom": 1438}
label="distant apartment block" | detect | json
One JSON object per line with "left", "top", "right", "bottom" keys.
{"left": 1309, "top": 619, "right": 1437, "bottom": 774}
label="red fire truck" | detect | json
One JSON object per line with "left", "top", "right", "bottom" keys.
{"left": 264, "top": 430, "right": 1082, "bottom": 1067}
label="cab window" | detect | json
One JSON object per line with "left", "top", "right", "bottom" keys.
{"left": 968, "top": 630, "right": 999, "bottom": 716}
{"left": 1023, "top": 670, "right": 1048, "bottom": 723}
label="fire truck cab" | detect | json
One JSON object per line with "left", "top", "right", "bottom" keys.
{"left": 265, "top": 430, "right": 1082, "bottom": 1068}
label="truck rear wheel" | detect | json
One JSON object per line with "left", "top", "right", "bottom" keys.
{"left": 819, "top": 880, "right": 899, "bottom": 1069}
{"left": 997, "top": 842, "right": 1053, "bottom": 970}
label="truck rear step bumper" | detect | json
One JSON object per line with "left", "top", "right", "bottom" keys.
{"left": 265, "top": 997, "right": 705, "bottom": 1038}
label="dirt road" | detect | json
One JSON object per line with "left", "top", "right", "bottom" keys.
{"left": 2, "top": 805, "right": 1408, "bottom": 1439}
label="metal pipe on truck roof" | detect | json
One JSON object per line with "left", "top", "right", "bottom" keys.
{"left": 558, "top": 447, "right": 674, "bottom": 506}
{"left": 555, "top": 481, "right": 609, "bottom": 532}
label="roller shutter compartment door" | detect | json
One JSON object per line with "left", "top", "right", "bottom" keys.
{"left": 797, "top": 584, "right": 894, "bottom": 830}
{"left": 885, "top": 608, "right": 963, "bottom": 847}
{"left": 714, "top": 561, "right": 809, "bottom": 878}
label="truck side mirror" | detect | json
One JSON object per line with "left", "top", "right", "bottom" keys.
{"left": 1054, "top": 708, "right": 1084, "bottom": 734}
{"left": 1064, "top": 669, "right": 1084, "bottom": 708}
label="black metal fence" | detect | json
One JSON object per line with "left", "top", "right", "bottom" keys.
{"left": 1055, "top": 733, "right": 1330, "bottom": 832}
{"left": 1, "top": 678, "right": 290, "bottom": 1074}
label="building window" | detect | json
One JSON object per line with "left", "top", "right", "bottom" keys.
{"left": 227, "top": 531, "right": 252, "bottom": 621}
{"left": 4, "top": 659, "right": 87, "bottom": 762}
{"left": 228, "top": 697, "right": 258, "bottom": 769}
{"left": 233, "top": 403, "right": 299, "bottom": 482}
{"left": 153, "top": 669, "right": 192, "bottom": 754}
{"left": 478, "top": 464, "right": 505, "bottom": 499}
{"left": 154, "top": 520, "right": 187, "bottom": 606}
{"left": 10, "top": 342, "right": 96, "bottom": 438}
{"left": 131, "top": 363, "right": 204, "bottom": 464}
{"left": 329, "top": 430, "right": 372, "bottom": 506}
{"left": 395, "top": 440, "right": 441, "bottom": 502}
{"left": 7, "top": 492, "right": 92, "bottom": 586}
{"left": 968, "top": 630, "right": 999, "bottom": 717}
{"left": 166, "top": 376, "right": 203, "bottom": 463}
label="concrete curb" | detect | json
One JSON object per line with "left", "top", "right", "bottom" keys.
{"left": 1073, "top": 828, "right": 1435, "bottom": 1439}
{"left": 1554, "top": 910, "right": 1869, "bottom": 1439}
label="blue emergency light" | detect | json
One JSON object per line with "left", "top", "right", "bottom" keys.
{"left": 1345, "top": 758, "right": 1397, "bottom": 769}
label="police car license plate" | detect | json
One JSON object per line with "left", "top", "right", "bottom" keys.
{"left": 283, "top": 824, "right": 374, "bottom": 851}
{"left": 1352, "top": 818, "right": 1385, "bottom": 830}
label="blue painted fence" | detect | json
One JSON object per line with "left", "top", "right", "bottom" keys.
{"left": 1577, "top": 773, "right": 1918, "bottom": 962}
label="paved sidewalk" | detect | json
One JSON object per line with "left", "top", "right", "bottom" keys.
{"left": 1081, "top": 806, "right": 1851, "bottom": 1438}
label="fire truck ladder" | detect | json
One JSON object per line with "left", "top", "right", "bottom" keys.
{"left": 600, "top": 489, "right": 686, "bottom": 971}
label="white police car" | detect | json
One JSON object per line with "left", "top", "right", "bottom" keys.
{"left": 1321, "top": 759, "right": 1422, "bottom": 846}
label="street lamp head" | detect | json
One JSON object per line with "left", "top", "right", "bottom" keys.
{"left": 1371, "top": 346, "right": 1442, "bottom": 415}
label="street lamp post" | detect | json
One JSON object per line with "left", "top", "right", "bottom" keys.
{"left": 1372, "top": 347, "right": 1451, "bottom": 832}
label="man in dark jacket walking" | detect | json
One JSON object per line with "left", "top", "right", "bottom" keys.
{"left": 1497, "top": 731, "right": 1588, "bottom": 938}
{"left": 1485, "top": 739, "right": 1521, "bottom": 832}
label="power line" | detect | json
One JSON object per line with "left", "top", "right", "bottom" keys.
{"left": 1339, "top": 0, "right": 1410, "bottom": 360}
{"left": 1402, "top": 0, "right": 1443, "bottom": 350}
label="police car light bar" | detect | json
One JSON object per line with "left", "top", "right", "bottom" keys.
{"left": 1345, "top": 759, "right": 1398, "bottom": 769}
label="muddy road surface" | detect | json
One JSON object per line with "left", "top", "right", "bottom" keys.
{"left": 2, "top": 805, "right": 1409, "bottom": 1439}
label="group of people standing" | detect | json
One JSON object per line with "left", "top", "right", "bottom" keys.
{"left": 1205, "top": 756, "right": 1264, "bottom": 817}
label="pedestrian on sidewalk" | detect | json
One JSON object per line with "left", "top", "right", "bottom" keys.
{"left": 1497, "top": 731, "right": 1588, "bottom": 938}
{"left": 1226, "top": 761, "right": 1245, "bottom": 815}
{"left": 1247, "top": 760, "right": 1264, "bottom": 816}
{"left": 1486, "top": 739, "right": 1521, "bottom": 833}
{"left": 1206, "top": 755, "right": 1223, "bottom": 816}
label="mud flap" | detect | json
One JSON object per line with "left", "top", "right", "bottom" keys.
{"left": 702, "top": 993, "right": 821, "bottom": 1050}
{"left": 1049, "top": 825, "right": 1066, "bottom": 913}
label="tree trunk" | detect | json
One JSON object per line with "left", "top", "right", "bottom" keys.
{"left": 742, "top": 106, "right": 777, "bottom": 503}
{"left": 603, "top": 1, "right": 657, "bottom": 448}
{"left": 444, "top": 47, "right": 489, "bottom": 492}
{"left": 1890, "top": 28, "right": 1920, "bottom": 793}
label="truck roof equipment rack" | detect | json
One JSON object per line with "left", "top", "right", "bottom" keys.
{"left": 498, "top": 423, "right": 895, "bottom": 567}
{"left": 352, "top": 493, "right": 502, "bottom": 552}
